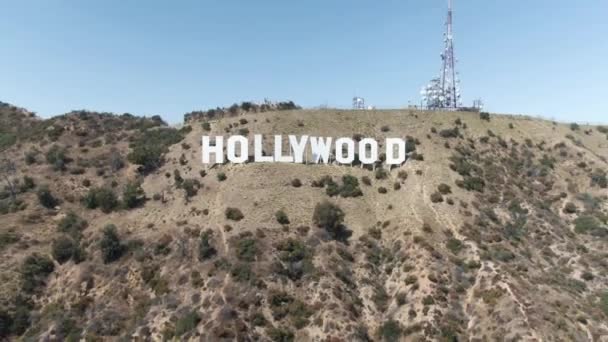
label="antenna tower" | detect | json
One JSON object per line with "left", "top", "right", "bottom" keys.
{"left": 421, "top": 0, "right": 462, "bottom": 110}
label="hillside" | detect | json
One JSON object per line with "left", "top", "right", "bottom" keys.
{"left": 1, "top": 103, "right": 608, "bottom": 341}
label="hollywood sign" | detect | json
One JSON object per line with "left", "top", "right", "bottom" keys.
{"left": 201, "top": 135, "right": 410, "bottom": 165}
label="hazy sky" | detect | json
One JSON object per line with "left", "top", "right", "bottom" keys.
{"left": 1, "top": 0, "right": 606, "bottom": 124}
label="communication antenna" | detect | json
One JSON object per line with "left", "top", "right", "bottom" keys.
{"left": 352, "top": 97, "right": 366, "bottom": 110}
{"left": 421, "top": 0, "right": 462, "bottom": 110}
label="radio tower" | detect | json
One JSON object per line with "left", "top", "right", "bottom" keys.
{"left": 421, "top": 0, "right": 462, "bottom": 110}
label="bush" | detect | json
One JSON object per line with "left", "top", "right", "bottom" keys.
{"left": 397, "top": 170, "right": 408, "bottom": 181}
{"left": 128, "top": 128, "right": 184, "bottom": 173}
{"left": 234, "top": 235, "right": 258, "bottom": 261}
{"left": 446, "top": 238, "right": 463, "bottom": 254}
{"left": 217, "top": 172, "right": 227, "bottom": 181}
{"left": 45, "top": 145, "right": 68, "bottom": 171}
{"left": 378, "top": 187, "right": 388, "bottom": 194}
{"left": 563, "top": 202, "right": 578, "bottom": 214}
{"left": 570, "top": 123, "right": 580, "bottom": 131}
{"left": 202, "top": 122, "right": 211, "bottom": 131}
{"left": 439, "top": 127, "right": 459, "bottom": 138}
{"left": 100, "top": 224, "right": 125, "bottom": 263}
{"left": 590, "top": 170, "right": 607, "bottom": 188}
{"left": 20, "top": 176, "right": 36, "bottom": 192}
{"left": 266, "top": 327, "right": 294, "bottom": 342}
{"left": 375, "top": 168, "right": 388, "bottom": 180}
{"left": 275, "top": 210, "right": 290, "bottom": 225}
{"left": 339, "top": 175, "right": 362, "bottom": 198}
{"left": 574, "top": 216, "right": 607, "bottom": 236}
{"left": 175, "top": 311, "right": 201, "bottom": 337}
{"left": 225, "top": 207, "right": 244, "bottom": 221}
{"left": 122, "top": 181, "right": 145, "bottom": 208}
{"left": 437, "top": 184, "right": 452, "bottom": 195}
{"left": 393, "top": 182, "right": 401, "bottom": 190}
{"left": 480, "top": 112, "right": 490, "bottom": 121}
{"left": 291, "top": 179, "right": 302, "bottom": 188}
{"left": 181, "top": 179, "right": 201, "bottom": 199}
{"left": 430, "top": 192, "right": 443, "bottom": 203}
{"left": 313, "top": 201, "right": 345, "bottom": 238}
{"left": 52, "top": 236, "right": 77, "bottom": 264}
{"left": 37, "top": 186, "right": 58, "bottom": 209}
{"left": 380, "top": 125, "right": 390, "bottom": 132}
{"left": 601, "top": 292, "right": 608, "bottom": 316}
{"left": 83, "top": 187, "right": 118, "bottom": 213}
{"left": 21, "top": 253, "right": 54, "bottom": 292}
{"left": 377, "top": 320, "right": 402, "bottom": 342}
{"left": 198, "top": 230, "right": 216, "bottom": 260}
{"left": 58, "top": 212, "right": 88, "bottom": 240}
{"left": 361, "top": 176, "right": 372, "bottom": 186}
{"left": 457, "top": 176, "right": 485, "bottom": 192}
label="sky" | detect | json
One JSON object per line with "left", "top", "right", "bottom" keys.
{"left": 1, "top": 0, "right": 607, "bottom": 124}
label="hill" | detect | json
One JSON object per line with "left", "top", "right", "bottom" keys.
{"left": 0, "top": 103, "right": 607, "bottom": 341}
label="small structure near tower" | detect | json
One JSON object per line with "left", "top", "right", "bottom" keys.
{"left": 352, "top": 97, "right": 366, "bottom": 110}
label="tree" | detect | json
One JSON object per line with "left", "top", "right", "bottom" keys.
{"left": 37, "top": 186, "right": 58, "bottom": 209}
{"left": 313, "top": 201, "right": 345, "bottom": 239}
{"left": 52, "top": 236, "right": 76, "bottom": 264}
{"left": 100, "top": 224, "right": 124, "bottom": 263}
{"left": 0, "top": 158, "right": 17, "bottom": 203}
{"left": 122, "top": 181, "right": 145, "bottom": 209}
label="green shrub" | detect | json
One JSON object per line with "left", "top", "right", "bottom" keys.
{"left": 20, "top": 176, "right": 36, "bottom": 192}
{"left": 122, "top": 181, "right": 145, "bottom": 208}
{"left": 100, "top": 224, "right": 124, "bottom": 263}
{"left": 58, "top": 212, "right": 88, "bottom": 240}
{"left": 0, "top": 309, "right": 11, "bottom": 337}
{"left": 437, "top": 183, "right": 452, "bottom": 195}
{"left": 230, "top": 263, "right": 255, "bottom": 283}
{"left": 83, "top": 187, "right": 118, "bottom": 213}
{"left": 217, "top": 172, "right": 227, "bottom": 181}
{"left": 37, "top": 186, "right": 58, "bottom": 208}
{"left": 590, "top": 170, "right": 607, "bottom": 188}
{"left": 361, "top": 176, "right": 372, "bottom": 186}
{"left": 266, "top": 326, "right": 294, "bottom": 342}
{"left": 313, "top": 201, "right": 345, "bottom": 239}
{"left": 457, "top": 176, "right": 485, "bottom": 192}
{"left": 339, "top": 175, "right": 363, "bottom": 197}
{"left": 0, "top": 133, "right": 17, "bottom": 151}
{"left": 430, "top": 192, "right": 443, "bottom": 203}
{"left": 439, "top": 127, "right": 459, "bottom": 138}
{"left": 570, "top": 123, "right": 580, "bottom": 131}
{"left": 446, "top": 238, "right": 463, "bottom": 254}
{"left": 128, "top": 128, "right": 184, "bottom": 173}
{"left": 181, "top": 179, "right": 201, "bottom": 198}
{"left": 600, "top": 292, "right": 608, "bottom": 316}
{"left": 377, "top": 320, "right": 402, "bottom": 342}
{"left": 52, "top": 236, "right": 77, "bottom": 264}
{"left": 202, "top": 122, "right": 211, "bottom": 131}
{"left": 275, "top": 210, "right": 290, "bottom": 225}
{"left": 291, "top": 179, "right": 302, "bottom": 188}
{"left": 225, "top": 207, "right": 244, "bottom": 221}
{"left": 45, "top": 145, "right": 68, "bottom": 171}
{"left": 235, "top": 234, "right": 258, "bottom": 261}
{"left": 480, "top": 112, "right": 490, "bottom": 121}
{"left": 375, "top": 168, "right": 388, "bottom": 180}
{"left": 175, "top": 311, "right": 201, "bottom": 337}
{"left": 397, "top": 170, "right": 408, "bottom": 180}
{"left": 563, "top": 202, "right": 577, "bottom": 214}
{"left": 198, "top": 230, "right": 216, "bottom": 260}
{"left": 21, "top": 253, "right": 54, "bottom": 292}
{"left": 378, "top": 187, "right": 388, "bottom": 194}
{"left": 574, "top": 216, "right": 607, "bottom": 236}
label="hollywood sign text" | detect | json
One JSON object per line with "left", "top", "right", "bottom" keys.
{"left": 201, "top": 135, "right": 410, "bottom": 165}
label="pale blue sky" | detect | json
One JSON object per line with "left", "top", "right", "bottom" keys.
{"left": 1, "top": 1, "right": 606, "bottom": 124}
